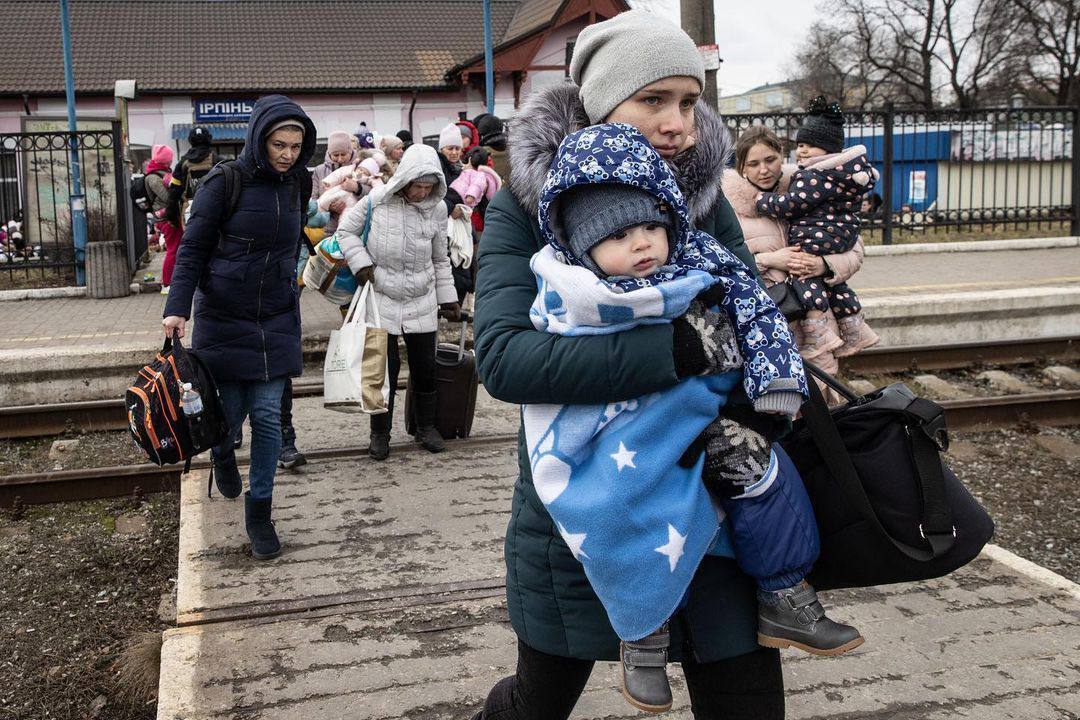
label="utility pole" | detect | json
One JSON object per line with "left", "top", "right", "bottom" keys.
{"left": 680, "top": 0, "right": 718, "bottom": 109}
{"left": 483, "top": 0, "right": 495, "bottom": 114}
{"left": 59, "top": 0, "right": 88, "bottom": 284}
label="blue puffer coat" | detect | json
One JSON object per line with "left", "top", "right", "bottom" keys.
{"left": 163, "top": 95, "right": 316, "bottom": 382}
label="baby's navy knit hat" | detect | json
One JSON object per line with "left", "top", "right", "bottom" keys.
{"left": 796, "top": 96, "right": 845, "bottom": 154}
{"left": 559, "top": 183, "right": 673, "bottom": 275}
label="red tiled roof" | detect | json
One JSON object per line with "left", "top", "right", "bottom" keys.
{"left": 2, "top": 0, "right": 519, "bottom": 95}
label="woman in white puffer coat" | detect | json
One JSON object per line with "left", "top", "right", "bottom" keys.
{"left": 336, "top": 143, "right": 461, "bottom": 460}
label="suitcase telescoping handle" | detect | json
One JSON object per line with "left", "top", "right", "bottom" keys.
{"left": 456, "top": 312, "right": 472, "bottom": 362}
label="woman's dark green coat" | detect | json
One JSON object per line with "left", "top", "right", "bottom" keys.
{"left": 474, "top": 85, "right": 764, "bottom": 663}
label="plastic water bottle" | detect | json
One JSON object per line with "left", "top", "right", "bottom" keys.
{"left": 181, "top": 383, "right": 203, "bottom": 417}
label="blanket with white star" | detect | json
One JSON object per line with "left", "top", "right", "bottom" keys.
{"left": 523, "top": 249, "right": 749, "bottom": 641}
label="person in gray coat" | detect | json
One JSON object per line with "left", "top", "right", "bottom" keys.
{"left": 335, "top": 143, "right": 461, "bottom": 460}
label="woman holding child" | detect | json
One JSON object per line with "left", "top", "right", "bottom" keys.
{"left": 471, "top": 10, "right": 807, "bottom": 719}
{"left": 723, "top": 125, "right": 871, "bottom": 381}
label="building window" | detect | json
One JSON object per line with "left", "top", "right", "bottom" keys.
{"left": 735, "top": 97, "right": 752, "bottom": 112}
{"left": 766, "top": 92, "right": 784, "bottom": 108}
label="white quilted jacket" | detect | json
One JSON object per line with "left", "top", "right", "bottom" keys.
{"left": 337, "top": 144, "right": 457, "bottom": 334}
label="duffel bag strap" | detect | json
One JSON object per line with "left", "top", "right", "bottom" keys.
{"left": 904, "top": 399, "right": 957, "bottom": 555}
{"left": 802, "top": 363, "right": 954, "bottom": 561}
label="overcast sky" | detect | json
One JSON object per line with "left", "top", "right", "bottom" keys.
{"left": 635, "top": 0, "right": 815, "bottom": 96}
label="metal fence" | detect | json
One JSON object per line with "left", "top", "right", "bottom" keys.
{"left": 723, "top": 106, "right": 1079, "bottom": 244}
{"left": 0, "top": 123, "right": 127, "bottom": 287}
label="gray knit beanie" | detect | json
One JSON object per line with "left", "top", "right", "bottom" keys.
{"left": 560, "top": 183, "right": 673, "bottom": 275}
{"left": 411, "top": 173, "right": 440, "bottom": 185}
{"left": 570, "top": 10, "right": 706, "bottom": 123}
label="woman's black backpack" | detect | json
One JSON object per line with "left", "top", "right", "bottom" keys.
{"left": 126, "top": 333, "right": 229, "bottom": 468}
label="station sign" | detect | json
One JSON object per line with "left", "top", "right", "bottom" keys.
{"left": 193, "top": 99, "right": 254, "bottom": 123}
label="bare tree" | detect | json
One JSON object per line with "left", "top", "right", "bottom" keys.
{"left": 1010, "top": 0, "right": 1080, "bottom": 105}
{"left": 802, "top": 0, "right": 942, "bottom": 108}
{"left": 936, "top": 0, "right": 1023, "bottom": 107}
{"left": 789, "top": 21, "right": 902, "bottom": 109}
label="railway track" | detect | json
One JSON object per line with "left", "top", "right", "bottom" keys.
{"left": 1, "top": 336, "right": 1076, "bottom": 440}
{"left": 2, "top": 388, "right": 1078, "bottom": 507}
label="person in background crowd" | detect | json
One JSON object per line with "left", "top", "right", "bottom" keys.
{"left": 143, "top": 144, "right": 181, "bottom": 294}
{"left": 438, "top": 124, "right": 472, "bottom": 301}
{"left": 722, "top": 125, "right": 869, "bottom": 399}
{"left": 311, "top": 130, "right": 358, "bottom": 236}
{"left": 437, "top": 123, "right": 466, "bottom": 219}
{"left": 472, "top": 113, "right": 510, "bottom": 179}
{"left": 162, "top": 95, "right": 316, "bottom": 560}
{"left": 379, "top": 134, "right": 405, "bottom": 174}
{"left": 335, "top": 144, "right": 461, "bottom": 461}
{"left": 396, "top": 129, "right": 413, "bottom": 151}
{"left": 456, "top": 118, "right": 480, "bottom": 153}
{"left": 861, "top": 191, "right": 883, "bottom": 219}
{"left": 355, "top": 121, "right": 375, "bottom": 150}
{"left": 166, "top": 125, "right": 219, "bottom": 228}
{"left": 471, "top": 9, "right": 786, "bottom": 719}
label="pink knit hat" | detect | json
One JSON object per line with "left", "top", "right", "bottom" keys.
{"left": 151, "top": 144, "right": 174, "bottom": 166}
{"left": 358, "top": 158, "right": 381, "bottom": 176}
{"left": 327, "top": 131, "right": 352, "bottom": 155}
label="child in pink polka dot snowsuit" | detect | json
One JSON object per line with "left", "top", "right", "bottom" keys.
{"left": 754, "top": 97, "right": 881, "bottom": 357}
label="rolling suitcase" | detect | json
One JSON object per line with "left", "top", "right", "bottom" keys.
{"left": 405, "top": 317, "right": 479, "bottom": 440}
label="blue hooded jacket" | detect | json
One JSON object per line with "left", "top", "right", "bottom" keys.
{"left": 164, "top": 95, "right": 317, "bottom": 382}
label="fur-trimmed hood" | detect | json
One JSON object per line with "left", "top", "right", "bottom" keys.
{"left": 721, "top": 164, "right": 796, "bottom": 218}
{"left": 509, "top": 84, "right": 733, "bottom": 223}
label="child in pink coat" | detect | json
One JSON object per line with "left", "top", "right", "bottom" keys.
{"left": 448, "top": 163, "right": 501, "bottom": 208}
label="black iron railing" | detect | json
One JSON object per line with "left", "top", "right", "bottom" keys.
{"left": 0, "top": 123, "right": 126, "bottom": 288}
{"left": 723, "top": 106, "right": 1079, "bottom": 244}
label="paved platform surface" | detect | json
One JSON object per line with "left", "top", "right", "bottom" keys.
{"left": 158, "top": 390, "right": 1080, "bottom": 720}
{"left": 2, "top": 246, "right": 1077, "bottom": 352}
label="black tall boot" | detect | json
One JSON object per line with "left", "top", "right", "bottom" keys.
{"left": 369, "top": 402, "right": 392, "bottom": 461}
{"left": 414, "top": 390, "right": 445, "bottom": 453}
{"left": 211, "top": 446, "right": 242, "bottom": 499}
{"left": 244, "top": 492, "right": 281, "bottom": 560}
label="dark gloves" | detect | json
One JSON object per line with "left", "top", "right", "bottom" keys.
{"left": 671, "top": 298, "right": 742, "bottom": 379}
{"left": 354, "top": 266, "right": 375, "bottom": 286}
{"left": 164, "top": 200, "right": 181, "bottom": 226}
{"left": 677, "top": 403, "right": 785, "bottom": 502}
{"left": 672, "top": 314, "right": 711, "bottom": 379}
{"left": 439, "top": 302, "right": 462, "bottom": 321}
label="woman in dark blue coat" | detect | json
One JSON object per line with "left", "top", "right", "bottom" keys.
{"left": 163, "top": 94, "right": 316, "bottom": 560}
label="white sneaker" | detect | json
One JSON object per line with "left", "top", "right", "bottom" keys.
{"left": 160, "top": 285, "right": 170, "bottom": 295}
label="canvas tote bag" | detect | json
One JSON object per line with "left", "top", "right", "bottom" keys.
{"left": 323, "top": 283, "right": 389, "bottom": 414}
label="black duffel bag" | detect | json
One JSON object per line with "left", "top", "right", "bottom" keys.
{"left": 782, "top": 365, "right": 994, "bottom": 592}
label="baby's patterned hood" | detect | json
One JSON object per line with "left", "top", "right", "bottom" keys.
{"left": 539, "top": 123, "right": 736, "bottom": 292}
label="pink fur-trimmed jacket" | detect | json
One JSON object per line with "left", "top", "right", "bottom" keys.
{"left": 721, "top": 165, "right": 865, "bottom": 289}
{"left": 448, "top": 165, "right": 502, "bottom": 208}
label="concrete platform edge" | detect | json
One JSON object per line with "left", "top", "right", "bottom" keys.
{"left": 981, "top": 543, "right": 1080, "bottom": 600}
{"left": 865, "top": 235, "right": 1079, "bottom": 256}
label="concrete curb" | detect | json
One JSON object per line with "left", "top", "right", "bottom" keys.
{"left": 0, "top": 282, "right": 164, "bottom": 302}
{"left": 865, "top": 236, "right": 1079, "bottom": 256}
{"left": 0, "top": 286, "right": 87, "bottom": 302}
{"left": 981, "top": 543, "right": 1080, "bottom": 600}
